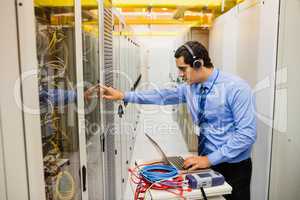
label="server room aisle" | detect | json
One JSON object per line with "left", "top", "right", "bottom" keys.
{"left": 124, "top": 105, "right": 193, "bottom": 199}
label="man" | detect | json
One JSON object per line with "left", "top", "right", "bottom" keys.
{"left": 100, "top": 41, "right": 256, "bottom": 200}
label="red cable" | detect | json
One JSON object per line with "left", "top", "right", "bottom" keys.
{"left": 129, "top": 165, "right": 192, "bottom": 200}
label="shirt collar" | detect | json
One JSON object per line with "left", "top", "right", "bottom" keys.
{"left": 202, "top": 68, "right": 219, "bottom": 89}
{"left": 193, "top": 68, "right": 219, "bottom": 94}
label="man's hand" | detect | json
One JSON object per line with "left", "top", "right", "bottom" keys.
{"left": 99, "top": 84, "right": 125, "bottom": 101}
{"left": 84, "top": 84, "right": 100, "bottom": 102}
{"left": 183, "top": 156, "right": 211, "bottom": 171}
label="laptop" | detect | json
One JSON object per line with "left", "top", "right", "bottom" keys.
{"left": 145, "top": 133, "right": 185, "bottom": 170}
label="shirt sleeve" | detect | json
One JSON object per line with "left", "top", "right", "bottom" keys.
{"left": 123, "top": 84, "right": 186, "bottom": 105}
{"left": 207, "top": 84, "right": 257, "bottom": 165}
{"left": 40, "top": 88, "right": 77, "bottom": 105}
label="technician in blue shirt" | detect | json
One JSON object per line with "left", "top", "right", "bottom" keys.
{"left": 100, "top": 41, "right": 256, "bottom": 200}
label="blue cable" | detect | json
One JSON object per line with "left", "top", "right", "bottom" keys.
{"left": 139, "top": 165, "right": 179, "bottom": 183}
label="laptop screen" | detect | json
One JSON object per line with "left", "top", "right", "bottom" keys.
{"left": 144, "top": 133, "right": 169, "bottom": 163}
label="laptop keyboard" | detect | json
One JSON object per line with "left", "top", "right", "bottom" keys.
{"left": 167, "top": 156, "right": 185, "bottom": 170}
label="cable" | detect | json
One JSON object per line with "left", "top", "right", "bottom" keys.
{"left": 129, "top": 164, "right": 191, "bottom": 200}
{"left": 37, "top": 24, "right": 75, "bottom": 200}
{"left": 200, "top": 187, "right": 208, "bottom": 200}
{"left": 140, "top": 165, "right": 179, "bottom": 183}
{"left": 55, "top": 170, "right": 75, "bottom": 200}
{"left": 140, "top": 164, "right": 180, "bottom": 200}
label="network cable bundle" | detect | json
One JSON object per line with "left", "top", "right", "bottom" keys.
{"left": 35, "top": 6, "right": 79, "bottom": 200}
{"left": 129, "top": 162, "right": 227, "bottom": 200}
{"left": 129, "top": 164, "right": 192, "bottom": 200}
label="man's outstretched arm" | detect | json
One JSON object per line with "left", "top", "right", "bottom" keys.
{"left": 100, "top": 84, "right": 186, "bottom": 105}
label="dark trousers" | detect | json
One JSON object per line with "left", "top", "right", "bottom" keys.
{"left": 212, "top": 158, "right": 252, "bottom": 200}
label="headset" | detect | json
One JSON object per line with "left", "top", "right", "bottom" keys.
{"left": 183, "top": 43, "right": 204, "bottom": 69}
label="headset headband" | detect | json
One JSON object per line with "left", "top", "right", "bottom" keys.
{"left": 183, "top": 43, "right": 203, "bottom": 68}
{"left": 183, "top": 44, "right": 196, "bottom": 59}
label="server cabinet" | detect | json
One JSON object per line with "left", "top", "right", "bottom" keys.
{"left": 112, "top": 11, "right": 123, "bottom": 200}
{"left": 14, "top": 0, "right": 111, "bottom": 199}
{"left": 102, "top": 7, "right": 143, "bottom": 198}
{"left": 269, "top": 0, "right": 300, "bottom": 199}
{"left": 119, "top": 34, "right": 129, "bottom": 193}
{"left": 110, "top": 10, "right": 144, "bottom": 199}
{"left": 81, "top": 1, "right": 105, "bottom": 200}
{"left": 0, "top": 0, "right": 33, "bottom": 199}
{"left": 100, "top": 1, "right": 119, "bottom": 200}
{"left": 124, "top": 36, "right": 132, "bottom": 187}
{"left": 125, "top": 39, "right": 132, "bottom": 170}
{"left": 0, "top": 113, "right": 6, "bottom": 200}
{"left": 17, "top": 1, "right": 86, "bottom": 199}
{"left": 3, "top": 0, "right": 145, "bottom": 199}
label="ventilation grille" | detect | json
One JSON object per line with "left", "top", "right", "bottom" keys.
{"left": 103, "top": 7, "right": 114, "bottom": 124}
{"left": 104, "top": 8, "right": 113, "bottom": 87}
{"left": 103, "top": 6, "right": 116, "bottom": 200}
{"left": 103, "top": 7, "right": 114, "bottom": 126}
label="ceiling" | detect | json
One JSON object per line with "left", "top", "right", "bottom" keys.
{"left": 33, "top": 0, "right": 244, "bottom": 32}
{"left": 113, "top": 0, "right": 244, "bottom": 27}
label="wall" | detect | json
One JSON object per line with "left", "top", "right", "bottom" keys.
{"left": 132, "top": 25, "right": 189, "bottom": 88}
{"left": 269, "top": 0, "right": 300, "bottom": 199}
{"left": 190, "top": 28, "right": 209, "bottom": 49}
{"left": 209, "top": 10, "right": 237, "bottom": 73}
{"left": 146, "top": 37, "right": 176, "bottom": 87}
{"left": 208, "top": 0, "right": 280, "bottom": 199}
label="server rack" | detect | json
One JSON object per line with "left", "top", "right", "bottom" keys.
{"left": 119, "top": 31, "right": 130, "bottom": 194}
{"left": 14, "top": 0, "right": 109, "bottom": 199}
{"left": 82, "top": 2, "right": 105, "bottom": 200}
{"left": 101, "top": 2, "right": 118, "bottom": 200}
{"left": 111, "top": 12, "right": 142, "bottom": 196}
{"left": 16, "top": 1, "right": 88, "bottom": 199}
{"left": 1, "top": 0, "right": 142, "bottom": 199}
{"left": 112, "top": 12, "right": 123, "bottom": 199}
{"left": 0, "top": 112, "right": 6, "bottom": 200}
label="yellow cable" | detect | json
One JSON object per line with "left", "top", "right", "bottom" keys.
{"left": 55, "top": 170, "right": 75, "bottom": 200}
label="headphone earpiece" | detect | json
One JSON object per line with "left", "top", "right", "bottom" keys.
{"left": 193, "top": 59, "right": 204, "bottom": 69}
{"left": 183, "top": 43, "right": 203, "bottom": 69}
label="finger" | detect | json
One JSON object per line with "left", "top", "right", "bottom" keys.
{"left": 87, "top": 83, "right": 100, "bottom": 90}
{"left": 184, "top": 163, "right": 192, "bottom": 169}
{"left": 184, "top": 156, "right": 195, "bottom": 160}
{"left": 98, "top": 86, "right": 111, "bottom": 97}
{"left": 102, "top": 95, "right": 110, "bottom": 99}
{"left": 183, "top": 156, "right": 196, "bottom": 166}
{"left": 102, "top": 95, "right": 114, "bottom": 100}
{"left": 183, "top": 159, "right": 194, "bottom": 169}
{"left": 90, "top": 85, "right": 100, "bottom": 92}
{"left": 188, "top": 164, "right": 199, "bottom": 171}
{"left": 98, "top": 88, "right": 105, "bottom": 95}
{"left": 183, "top": 155, "right": 194, "bottom": 159}
{"left": 99, "top": 84, "right": 109, "bottom": 90}
{"left": 183, "top": 159, "right": 190, "bottom": 168}
{"left": 183, "top": 158, "right": 191, "bottom": 166}
{"left": 85, "top": 86, "right": 99, "bottom": 98}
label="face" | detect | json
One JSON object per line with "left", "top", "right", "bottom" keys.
{"left": 176, "top": 56, "right": 201, "bottom": 85}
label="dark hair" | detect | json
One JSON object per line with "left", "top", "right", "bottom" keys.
{"left": 174, "top": 41, "right": 213, "bottom": 68}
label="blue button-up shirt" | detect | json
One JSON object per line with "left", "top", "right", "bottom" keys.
{"left": 124, "top": 68, "right": 256, "bottom": 166}
{"left": 39, "top": 88, "right": 77, "bottom": 106}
